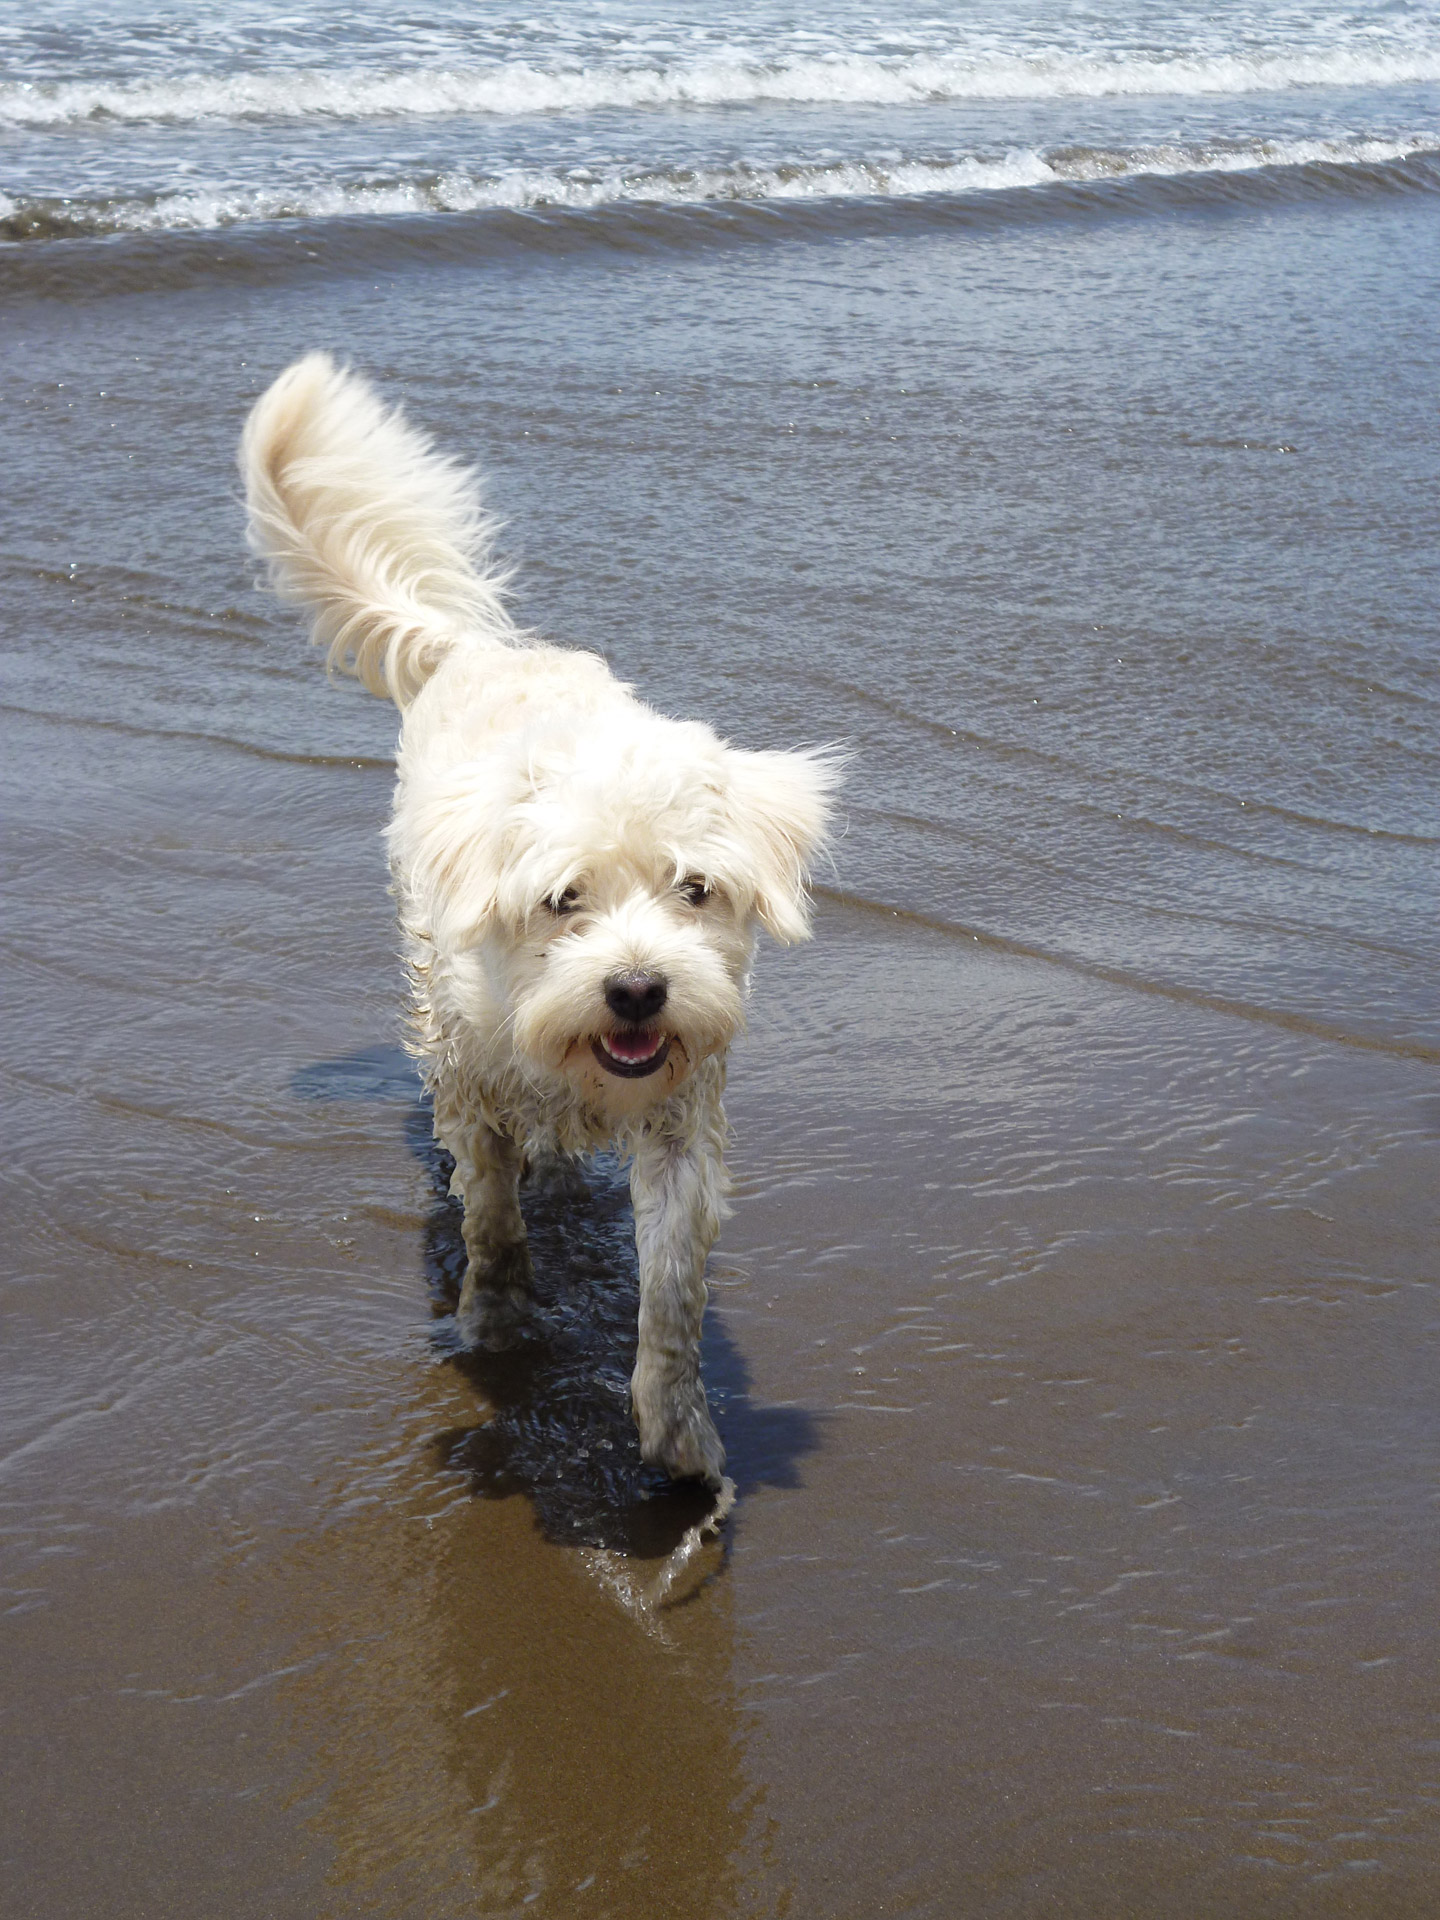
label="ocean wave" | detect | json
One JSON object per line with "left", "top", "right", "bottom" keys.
{"left": 4, "top": 45, "right": 1440, "bottom": 128}
{"left": 4, "top": 133, "right": 1438, "bottom": 239}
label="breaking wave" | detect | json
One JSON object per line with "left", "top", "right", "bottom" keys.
{"left": 3, "top": 132, "right": 1438, "bottom": 241}
{"left": 4, "top": 44, "right": 1440, "bottom": 128}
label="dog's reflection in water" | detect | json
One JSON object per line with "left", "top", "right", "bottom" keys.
{"left": 418, "top": 1116, "right": 736, "bottom": 1613}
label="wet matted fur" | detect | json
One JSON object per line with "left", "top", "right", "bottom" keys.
{"left": 241, "top": 355, "right": 838, "bottom": 1487}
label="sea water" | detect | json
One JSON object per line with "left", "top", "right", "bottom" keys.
{"left": 3, "top": 4, "right": 1439, "bottom": 1915}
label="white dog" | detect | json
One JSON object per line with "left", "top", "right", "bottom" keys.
{"left": 241, "top": 356, "right": 837, "bottom": 1488}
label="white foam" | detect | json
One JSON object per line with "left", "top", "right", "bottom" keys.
{"left": 4, "top": 45, "right": 1440, "bottom": 128}
{"left": 14, "top": 133, "right": 1431, "bottom": 237}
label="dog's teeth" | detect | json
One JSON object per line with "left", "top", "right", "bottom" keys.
{"left": 604, "top": 1032, "right": 661, "bottom": 1061}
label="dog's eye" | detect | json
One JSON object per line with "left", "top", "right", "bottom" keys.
{"left": 546, "top": 888, "right": 580, "bottom": 916}
{"left": 679, "top": 877, "right": 711, "bottom": 907}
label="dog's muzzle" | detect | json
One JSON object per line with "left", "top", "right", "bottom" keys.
{"left": 593, "top": 971, "right": 672, "bottom": 1078}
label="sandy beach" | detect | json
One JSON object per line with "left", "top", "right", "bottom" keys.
{"left": 4, "top": 4, "right": 1440, "bottom": 1911}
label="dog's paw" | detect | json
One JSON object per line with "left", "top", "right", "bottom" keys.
{"left": 633, "top": 1371, "right": 726, "bottom": 1489}
{"left": 455, "top": 1243, "right": 535, "bottom": 1352}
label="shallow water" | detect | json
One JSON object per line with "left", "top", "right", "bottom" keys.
{"left": 3, "top": 5, "right": 1440, "bottom": 1914}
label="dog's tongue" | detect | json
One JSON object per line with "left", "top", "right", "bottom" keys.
{"left": 606, "top": 1029, "right": 662, "bottom": 1063}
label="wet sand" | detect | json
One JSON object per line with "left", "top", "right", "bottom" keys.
{"left": 4, "top": 180, "right": 1439, "bottom": 1916}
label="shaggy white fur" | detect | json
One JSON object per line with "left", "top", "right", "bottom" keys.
{"left": 241, "top": 355, "right": 838, "bottom": 1487}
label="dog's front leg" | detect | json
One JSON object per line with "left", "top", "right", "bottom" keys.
{"left": 629, "top": 1126, "right": 726, "bottom": 1488}
{"left": 451, "top": 1123, "right": 534, "bottom": 1350}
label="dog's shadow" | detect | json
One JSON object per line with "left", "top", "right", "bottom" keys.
{"left": 292, "top": 1044, "right": 820, "bottom": 1561}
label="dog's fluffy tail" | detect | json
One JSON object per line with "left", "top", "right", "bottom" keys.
{"left": 240, "top": 353, "right": 517, "bottom": 707}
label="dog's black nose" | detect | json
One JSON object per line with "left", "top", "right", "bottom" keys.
{"left": 604, "top": 971, "right": 668, "bottom": 1024}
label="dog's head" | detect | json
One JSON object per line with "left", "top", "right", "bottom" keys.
{"left": 394, "top": 709, "right": 838, "bottom": 1121}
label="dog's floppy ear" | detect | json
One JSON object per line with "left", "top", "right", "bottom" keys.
{"left": 387, "top": 761, "right": 513, "bottom": 947}
{"left": 723, "top": 747, "right": 841, "bottom": 943}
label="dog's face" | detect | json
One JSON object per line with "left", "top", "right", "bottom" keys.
{"left": 499, "top": 855, "right": 752, "bottom": 1119}
{"left": 395, "top": 712, "right": 836, "bottom": 1121}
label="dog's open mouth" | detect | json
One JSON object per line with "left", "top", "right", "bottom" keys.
{"left": 592, "top": 1030, "right": 671, "bottom": 1079}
